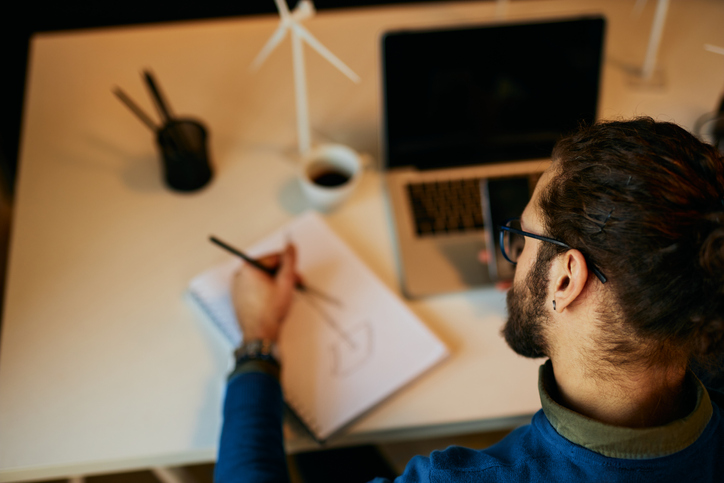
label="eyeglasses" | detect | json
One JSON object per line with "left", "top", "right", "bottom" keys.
{"left": 498, "top": 218, "right": 608, "bottom": 283}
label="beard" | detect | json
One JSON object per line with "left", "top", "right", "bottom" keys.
{"left": 503, "top": 247, "right": 553, "bottom": 359}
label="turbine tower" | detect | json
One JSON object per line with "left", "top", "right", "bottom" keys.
{"left": 250, "top": 0, "right": 361, "bottom": 155}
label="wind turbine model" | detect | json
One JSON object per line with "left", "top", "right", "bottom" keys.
{"left": 250, "top": 0, "right": 361, "bottom": 156}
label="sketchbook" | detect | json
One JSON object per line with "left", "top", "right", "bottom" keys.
{"left": 187, "top": 211, "right": 449, "bottom": 441}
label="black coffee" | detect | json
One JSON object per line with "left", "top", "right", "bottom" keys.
{"left": 311, "top": 169, "right": 350, "bottom": 187}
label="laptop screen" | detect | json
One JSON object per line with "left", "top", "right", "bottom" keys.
{"left": 382, "top": 16, "right": 605, "bottom": 170}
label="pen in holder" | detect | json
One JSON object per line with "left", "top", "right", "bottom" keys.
{"left": 114, "top": 70, "right": 214, "bottom": 192}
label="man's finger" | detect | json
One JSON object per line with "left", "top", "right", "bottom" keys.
{"left": 256, "top": 253, "right": 282, "bottom": 270}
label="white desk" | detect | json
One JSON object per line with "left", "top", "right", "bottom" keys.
{"left": 1, "top": 0, "right": 722, "bottom": 481}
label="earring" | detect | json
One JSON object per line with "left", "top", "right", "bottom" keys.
{"left": 552, "top": 300, "right": 557, "bottom": 311}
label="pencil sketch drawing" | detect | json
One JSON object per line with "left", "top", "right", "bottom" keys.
{"left": 330, "top": 321, "right": 374, "bottom": 377}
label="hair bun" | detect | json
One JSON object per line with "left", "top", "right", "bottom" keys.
{"left": 699, "top": 217, "right": 724, "bottom": 283}
{"left": 693, "top": 215, "right": 724, "bottom": 363}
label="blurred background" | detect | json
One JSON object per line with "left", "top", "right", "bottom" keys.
{"left": 0, "top": 0, "right": 465, "bottom": 330}
{"left": 0, "top": 0, "right": 461, "bottom": 199}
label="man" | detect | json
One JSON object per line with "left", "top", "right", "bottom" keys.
{"left": 214, "top": 118, "right": 724, "bottom": 482}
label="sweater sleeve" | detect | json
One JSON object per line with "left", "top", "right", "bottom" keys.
{"left": 214, "top": 365, "right": 290, "bottom": 483}
{"left": 368, "top": 454, "right": 433, "bottom": 483}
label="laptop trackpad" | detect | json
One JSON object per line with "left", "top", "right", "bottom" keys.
{"left": 437, "top": 236, "right": 489, "bottom": 286}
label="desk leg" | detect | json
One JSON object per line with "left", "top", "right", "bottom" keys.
{"left": 152, "top": 467, "right": 198, "bottom": 483}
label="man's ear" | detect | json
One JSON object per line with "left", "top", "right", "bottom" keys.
{"left": 552, "top": 250, "right": 589, "bottom": 312}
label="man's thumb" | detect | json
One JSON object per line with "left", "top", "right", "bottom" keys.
{"left": 278, "top": 243, "right": 297, "bottom": 281}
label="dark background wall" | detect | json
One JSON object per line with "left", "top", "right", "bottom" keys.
{"left": 0, "top": 0, "right": 456, "bottom": 197}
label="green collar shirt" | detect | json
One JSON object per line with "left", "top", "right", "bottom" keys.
{"left": 538, "top": 360, "right": 713, "bottom": 459}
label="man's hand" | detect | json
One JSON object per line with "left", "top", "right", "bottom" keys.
{"left": 231, "top": 244, "right": 298, "bottom": 342}
{"left": 478, "top": 248, "right": 513, "bottom": 291}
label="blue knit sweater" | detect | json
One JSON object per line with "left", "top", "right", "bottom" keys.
{"left": 215, "top": 368, "right": 724, "bottom": 483}
{"left": 371, "top": 407, "right": 724, "bottom": 482}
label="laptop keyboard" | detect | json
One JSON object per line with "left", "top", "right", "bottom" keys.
{"left": 407, "top": 179, "right": 485, "bottom": 236}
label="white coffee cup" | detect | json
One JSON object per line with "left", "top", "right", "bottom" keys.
{"left": 298, "top": 144, "right": 362, "bottom": 211}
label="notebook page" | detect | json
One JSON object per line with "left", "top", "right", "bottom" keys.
{"left": 188, "top": 211, "right": 448, "bottom": 440}
{"left": 187, "top": 260, "right": 242, "bottom": 348}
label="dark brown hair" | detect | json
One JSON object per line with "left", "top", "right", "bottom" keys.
{"left": 539, "top": 117, "right": 724, "bottom": 368}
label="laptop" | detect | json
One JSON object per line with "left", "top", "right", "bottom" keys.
{"left": 381, "top": 15, "right": 606, "bottom": 298}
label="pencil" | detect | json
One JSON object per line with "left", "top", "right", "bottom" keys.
{"left": 209, "top": 236, "right": 341, "bottom": 306}
{"left": 210, "top": 236, "right": 279, "bottom": 277}
{"left": 143, "top": 70, "right": 174, "bottom": 123}
{"left": 113, "top": 87, "right": 158, "bottom": 131}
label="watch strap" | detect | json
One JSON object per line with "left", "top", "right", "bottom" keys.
{"left": 234, "top": 339, "right": 278, "bottom": 366}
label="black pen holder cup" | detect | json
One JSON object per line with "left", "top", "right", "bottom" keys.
{"left": 156, "top": 119, "right": 213, "bottom": 192}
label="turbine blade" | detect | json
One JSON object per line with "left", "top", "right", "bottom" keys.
{"left": 705, "top": 44, "right": 724, "bottom": 56}
{"left": 274, "top": 0, "right": 291, "bottom": 19}
{"left": 292, "top": 24, "right": 361, "bottom": 83}
{"left": 292, "top": 0, "right": 315, "bottom": 21}
{"left": 250, "top": 24, "right": 289, "bottom": 71}
{"left": 632, "top": 0, "right": 647, "bottom": 17}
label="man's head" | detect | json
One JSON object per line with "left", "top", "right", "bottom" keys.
{"left": 504, "top": 118, "right": 724, "bottom": 370}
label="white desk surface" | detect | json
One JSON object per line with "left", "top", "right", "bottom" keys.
{"left": 1, "top": 0, "right": 722, "bottom": 481}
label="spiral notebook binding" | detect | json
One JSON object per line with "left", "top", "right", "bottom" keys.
{"left": 284, "top": 397, "right": 323, "bottom": 443}
{"left": 186, "top": 289, "right": 240, "bottom": 347}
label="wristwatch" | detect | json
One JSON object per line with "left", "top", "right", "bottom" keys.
{"left": 234, "top": 339, "right": 278, "bottom": 366}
